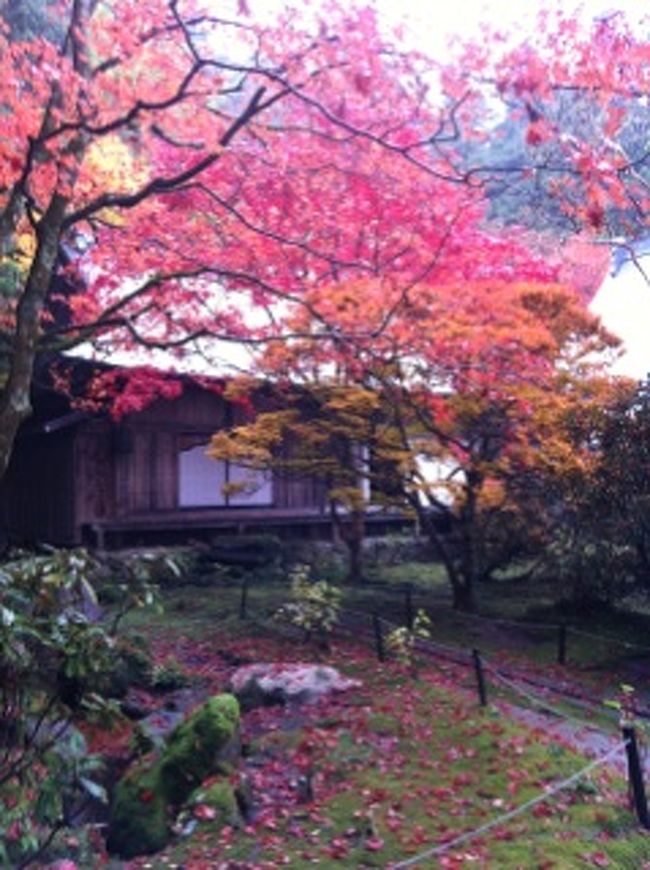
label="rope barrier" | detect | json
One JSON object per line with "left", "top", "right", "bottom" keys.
{"left": 197, "top": 575, "right": 650, "bottom": 658}
{"left": 414, "top": 635, "right": 475, "bottom": 662}
{"left": 336, "top": 605, "right": 642, "bottom": 719}
{"left": 452, "top": 610, "right": 559, "bottom": 631}
{"left": 390, "top": 741, "right": 629, "bottom": 869}
{"left": 179, "top": 584, "right": 650, "bottom": 724}
{"left": 340, "top": 606, "right": 474, "bottom": 661}
{"left": 483, "top": 662, "right": 613, "bottom": 730}
{"left": 483, "top": 660, "right": 620, "bottom": 723}
{"left": 338, "top": 606, "right": 622, "bottom": 714}
{"left": 376, "top": 613, "right": 473, "bottom": 660}
{"left": 564, "top": 625, "right": 650, "bottom": 654}
{"left": 347, "top": 580, "right": 650, "bottom": 654}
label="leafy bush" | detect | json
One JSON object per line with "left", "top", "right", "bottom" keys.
{"left": 0, "top": 547, "right": 157, "bottom": 866}
{"left": 286, "top": 543, "right": 348, "bottom": 585}
{"left": 99, "top": 637, "right": 155, "bottom": 698}
{"left": 386, "top": 609, "right": 432, "bottom": 670}
{"left": 206, "top": 535, "right": 282, "bottom": 569}
{"left": 540, "top": 531, "right": 637, "bottom": 609}
{"left": 100, "top": 548, "right": 187, "bottom": 603}
{"left": 276, "top": 565, "right": 342, "bottom": 644}
{"left": 151, "top": 657, "right": 190, "bottom": 691}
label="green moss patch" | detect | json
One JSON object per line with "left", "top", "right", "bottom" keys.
{"left": 105, "top": 759, "right": 168, "bottom": 859}
{"left": 160, "top": 694, "right": 239, "bottom": 804}
{"left": 106, "top": 693, "right": 240, "bottom": 859}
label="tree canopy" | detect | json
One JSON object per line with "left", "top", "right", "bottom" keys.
{"left": 0, "top": 1, "right": 647, "bottom": 484}
{"left": 210, "top": 271, "right": 627, "bottom": 607}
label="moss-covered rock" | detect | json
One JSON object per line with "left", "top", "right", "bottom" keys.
{"left": 189, "top": 780, "right": 240, "bottom": 827}
{"left": 106, "top": 694, "right": 240, "bottom": 858}
{"left": 160, "top": 694, "right": 240, "bottom": 804}
{"left": 105, "top": 759, "right": 168, "bottom": 859}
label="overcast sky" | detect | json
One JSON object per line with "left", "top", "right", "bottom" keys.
{"left": 387, "top": 0, "right": 645, "bottom": 48}
{"left": 389, "top": 0, "right": 649, "bottom": 380}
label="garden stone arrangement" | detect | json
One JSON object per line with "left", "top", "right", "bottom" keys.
{"left": 230, "top": 662, "right": 362, "bottom": 709}
{"left": 106, "top": 694, "right": 240, "bottom": 858}
{"left": 104, "top": 661, "right": 360, "bottom": 859}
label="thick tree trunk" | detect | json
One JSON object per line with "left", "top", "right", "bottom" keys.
{"left": 343, "top": 509, "right": 365, "bottom": 584}
{"left": 0, "top": 1, "right": 93, "bottom": 483}
{"left": 0, "top": 195, "right": 68, "bottom": 479}
{"left": 413, "top": 498, "right": 480, "bottom": 613}
{"left": 330, "top": 502, "right": 365, "bottom": 584}
{"left": 451, "top": 577, "right": 477, "bottom": 612}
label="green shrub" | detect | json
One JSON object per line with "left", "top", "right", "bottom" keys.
{"left": 100, "top": 548, "right": 189, "bottom": 600}
{"left": 287, "top": 543, "right": 348, "bottom": 584}
{"left": 151, "top": 657, "right": 190, "bottom": 691}
{"left": 0, "top": 549, "right": 114, "bottom": 865}
{"left": 206, "top": 535, "right": 282, "bottom": 569}
{"left": 386, "top": 609, "right": 432, "bottom": 670}
{"left": 99, "top": 639, "right": 155, "bottom": 698}
{"left": 276, "top": 565, "right": 342, "bottom": 644}
{"left": 0, "top": 547, "right": 157, "bottom": 867}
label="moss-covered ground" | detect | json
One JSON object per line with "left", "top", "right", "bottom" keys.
{"left": 123, "top": 560, "right": 650, "bottom": 712}
{"left": 114, "top": 573, "right": 650, "bottom": 869}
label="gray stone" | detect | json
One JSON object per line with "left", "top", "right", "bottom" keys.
{"left": 230, "top": 663, "right": 361, "bottom": 709}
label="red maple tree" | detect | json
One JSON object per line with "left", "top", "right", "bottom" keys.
{"left": 0, "top": 1, "right": 641, "bottom": 484}
{"left": 0, "top": 0, "right": 485, "bottom": 478}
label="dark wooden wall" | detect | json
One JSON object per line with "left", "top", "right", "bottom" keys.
{"left": 72, "top": 386, "right": 327, "bottom": 534}
{"left": 74, "top": 421, "right": 115, "bottom": 531}
{"left": 273, "top": 471, "right": 327, "bottom": 511}
{"left": 110, "top": 388, "right": 229, "bottom": 518}
{"left": 1, "top": 384, "right": 332, "bottom": 546}
{"left": 0, "top": 431, "right": 75, "bottom": 544}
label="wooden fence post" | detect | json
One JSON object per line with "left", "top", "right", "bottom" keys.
{"left": 472, "top": 648, "right": 487, "bottom": 707}
{"left": 557, "top": 623, "right": 567, "bottom": 665}
{"left": 622, "top": 724, "right": 650, "bottom": 829}
{"left": 372, "top": 613, "right": 385, "bottom": 662}
{"left": 239, "top": 576, "right": 249, "bottom": 620}
{"left": 404, "top": 584, "right": 414, "bottom": 630}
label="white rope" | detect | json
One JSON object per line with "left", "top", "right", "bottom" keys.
{"left": 343, "top": 592, "right": 650, "bottom": 654}
{"left": 484, "top": 662, "right": 611, "bottom": 730}
{"left": 564, "top": 626, "right": 650, "bottom": 654}
{"left": 455, "top": 610, "right": 558, "bottom": 631}
{"left": 216, "top": 583, "right": 650, "bottom": 655}
{"left": 390, "top": 741, "right": 628, "bottom": 869}
{"left": 414, "top": 635, "right": 474, "bottom": 661}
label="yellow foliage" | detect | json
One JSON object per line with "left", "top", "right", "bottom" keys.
{"left": 1, "top": 219, "right": 37, "bottom": 275}
{"left": 79, "top": 134, "right": 148, "bottom": 224}
{"left": 477, "top": 478, "right": 506, "bottom": 510}
{"left": 329, "top": 486, "right": 366, "bottom": 510}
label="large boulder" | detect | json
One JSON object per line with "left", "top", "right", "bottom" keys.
{"left": 159, "top": 694, "right": 240, "bottom": 804}
{"left": 230, "top": 663, "right": 361, "bottom": 710}
{"left": 106, "top": 693, "right": 240, "bottom": 859}
{"left": 105, "top": 760, "right": 169, "bottom": 858}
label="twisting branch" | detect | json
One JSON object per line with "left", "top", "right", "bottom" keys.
{"left": 62, "top": 85, "right": 271, "bottom": 228}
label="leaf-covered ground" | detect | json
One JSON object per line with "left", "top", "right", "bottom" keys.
{"left": 103, "top": 589, "right": 650, "bottom": 869}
